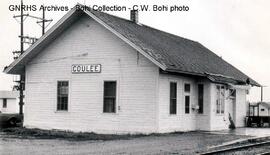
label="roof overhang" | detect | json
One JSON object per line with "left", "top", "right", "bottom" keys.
{"left": 163, "top": 69, "right": 260, "bottom": 87}
{"left": 3, "top": 4, "right": 261, "bottom": 88}
{"left": 4, "top": 7, "right": 84, "bottom": 74}
{"left": 3, "top": 4, "right": 166, "bottom": 75}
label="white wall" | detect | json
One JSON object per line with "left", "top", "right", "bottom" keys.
{"left": 235, "top": 89, "right": 247, "bottom": 127}
{"left": 24, "top": 14, "right": 159, "bottom": 134}
{"left": 158, "top": 74, "right": 211, "bottom": 132}
{"left": 0, "top": 98, "right": 19, "bottom": 113}
{"left": 209, "top": 84, "right": 248, "bottom": 130}
{"left": 22, "top": 13, "right": 249, "bottom": 134}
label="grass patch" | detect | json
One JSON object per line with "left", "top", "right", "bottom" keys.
{"left": 0, "top": 127, "right": 184, "bottom": 141}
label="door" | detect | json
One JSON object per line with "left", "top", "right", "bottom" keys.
{"left": 228, "top": 98, "right": 236, "bottom": 123}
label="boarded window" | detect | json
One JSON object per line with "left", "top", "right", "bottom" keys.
{"left": 184, "top": 84, "right": 190, "bottom": 93}
{"left": 170, "top": 82, "right": 177, "bottom": 114}
{"left": 198, "top": 84, "right": 204, "bottom": 114}
{"left": 3, "top": 98, "right": 7, "bottom": 108}
{"left": 57, "top": 81, "right": 69, "bottom": 111}
{"left": 103, "top": 81, "right": 117, "bottom": 113}
{"left": 216, "top": 85, "right": 225, "bottom": 114}
{"left": 185, "top": 96, "right": 190, "bottom": 114}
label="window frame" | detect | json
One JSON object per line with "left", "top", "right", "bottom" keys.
{"left": 184, "top": 83, "right": 191, "bottom": 93}
{"left": 183, "top": 83, "right": 191, "bottom": 114}
{"left": 198, "top": 84, "right": 204, "bottom": 114}
{"left": 185, "top": 95, "right": 190, "bottom": 114}
{"left": 169, "top": 82, "right": 177, "bottom": 115}
{"left": 56, "top": 80, "right": 69, "bottom": 111}
{"left": 216, "top": 85, "right": 225, "bottom": 115}
{"left": 103, "top": 81, "right": 117, "bottom": 113}
{"left": 3, "top": 98, "right": 7, "bottom": 108}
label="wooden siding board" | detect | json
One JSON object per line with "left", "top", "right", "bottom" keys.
{"left": 24, "top": 15, "right": 159, "bottom": 134}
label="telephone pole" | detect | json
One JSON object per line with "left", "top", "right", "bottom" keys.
{"left": 12, "top": 0, "right": 52, "bottom": 115}
{"left": 36, "top": 7, "right": 53, "bottom": 35}
{"left": 18, "top": 0, "right": 24, "bottom": 115}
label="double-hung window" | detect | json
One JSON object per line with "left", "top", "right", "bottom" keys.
{"left": 103, "top": 81, "right": 117, "bottom": 113}
{"left": 57, "top": 81, "right": 69, "bottom": 111}
{"left": 170, "top": 82, "right": 177, "bottom": 114}
{"left": 216, "top": 85, "right": 225, "bottom": 114}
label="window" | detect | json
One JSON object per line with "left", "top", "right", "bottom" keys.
{"left": 57, "top": 81, "right": 69, "bottom": 111}
{"left": 170, "top": 82, "right": 177, "bottom": 114}
{"left": 198, "top": 84, "right": 204, "bottom": 114}
{"left": 103, "top": 81, "right": 117, "bottom": 113}
{"left": 216, "top": 85, "right": 225, "bottom": 114}
{"left": 261, "top": 109, "right": 265, "bottom": 112}
{"left": 184, "top": 84, "right": 190, "bottom": 93}
{"left": 185, "top": 96, "right": 190, "bottom": 114}
{"left": 184, "top": 83, "right": 191, "bottom": 114}
{"left": 3, "top": 98, "right": 7, "bottom": 108}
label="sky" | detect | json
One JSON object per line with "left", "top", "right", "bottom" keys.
{"left": 0, "top": 0, "right": 269, "bottom": 102}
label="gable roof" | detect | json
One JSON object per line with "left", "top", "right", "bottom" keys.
{"left": 3, "top": 4, "right": 260, "bottom": 86}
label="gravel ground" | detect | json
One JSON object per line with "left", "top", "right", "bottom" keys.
{"left": 0, "top": 131, "right": 253, "bottom": 155}
{"left": 220, "top": 144, "right": 270, "bottom": 155}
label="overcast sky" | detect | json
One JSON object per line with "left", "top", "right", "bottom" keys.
{"left": 0, "top": 0, "right": 269, "bottom": 102}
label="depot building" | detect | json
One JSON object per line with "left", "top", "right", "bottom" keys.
{"left": 4, "top": 5, "right": 260, "bottom": 134}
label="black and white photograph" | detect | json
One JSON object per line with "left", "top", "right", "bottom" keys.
{"left": 0, "top": 0, "right": 270, "bottom": 154}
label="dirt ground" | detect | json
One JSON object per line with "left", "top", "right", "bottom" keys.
{"left": 0, "top": 131, "right": 252, "bottom": 155}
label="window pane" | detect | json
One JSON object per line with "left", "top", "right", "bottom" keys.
{"left": 221, "top": 88, "right": 225, "bottom": 114}
{"left": 170, "top": 82, "right": 177, "bottom": 98}
{"left": 103, "top": 81, "right": 116, "bottom": 113}
{"left": 170, "top": 99, "right": 177, "bottom": 114}
{"left": 216, "top": 100, "right": 220, "bottom": 113}
{"left": 216, "top": 85, "right": 220, "bottom": 114}
{"left": 104, "top": 82, "right": 116, "bottom": 97}
{"left": 198, "top": 84, "right": 204, "bottom": 113}
{"left": 185, "top": 96, "right": 190, "bottom": 114}
{"left": 170, "top": 82, "right": 177, "bottom": 114}
{"left": 221, "top": 98, "right": 225, "bottom": 114}
{"left": 184, "top": 84, "right": 190, "bottom": 93}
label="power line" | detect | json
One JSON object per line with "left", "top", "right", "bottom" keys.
{"left": 11, "top": 0, "right": 53, "bottom": 115}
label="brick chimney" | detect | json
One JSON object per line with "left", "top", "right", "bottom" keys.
{"left": 130, "top": 10, "right": 138, "bottom": 23}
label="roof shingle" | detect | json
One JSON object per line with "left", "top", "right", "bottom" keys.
{"left": 89, "top": 9, "right": 259, "bottom": 86}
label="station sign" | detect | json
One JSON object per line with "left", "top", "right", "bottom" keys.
{"left": 72, "top": 64, "right": 101, "bottom": 73}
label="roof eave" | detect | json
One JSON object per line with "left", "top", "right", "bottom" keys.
{"left": 165, "top": 68, "right": 261, "bottom": 87}
{"left": 4, "top": 4, "right": 167, "bottom": 75}
{"left": 3, "top": 6, "right": 81, "bottom": 75}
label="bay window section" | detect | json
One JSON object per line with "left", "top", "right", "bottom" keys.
{"left": 216, "top": 85, "right": 225, "bottom": 114}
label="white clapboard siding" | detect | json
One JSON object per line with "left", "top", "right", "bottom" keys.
{"left": 23, "top": 13, "right": 249, "bottom": 134}
{"left": 158, "top": 74, "right": 212, "bottom": 132}
{"left": 24, "top": 14, "right": 159, "bottom": 134}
